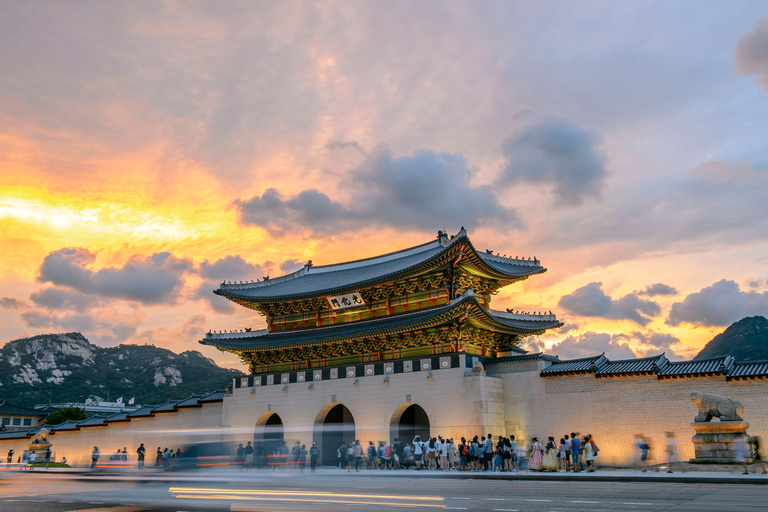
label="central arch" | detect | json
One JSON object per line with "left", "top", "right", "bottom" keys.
{"left": 314, "top": 403, "right": 356, "bottom": 466}
{"left": 254, "top": 412, "right": 284, "bottom": 466}
{"left": 390, "top": 403, "right": 430, "bottom": 444}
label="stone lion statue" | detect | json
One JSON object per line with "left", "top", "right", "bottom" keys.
{"left": 690, "top": 391, "right": 744, "bottom": 422}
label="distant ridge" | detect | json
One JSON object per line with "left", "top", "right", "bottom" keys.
{"left": 0, "top": 332, "right": 240, "bottom": 405}
{"left": 695, "top": 316, "right": 768, "bottom": 361}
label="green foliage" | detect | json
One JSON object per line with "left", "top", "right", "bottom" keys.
{"left": 695, "top": 316, "right": 768, "bottom": 361}
{"left": 44, "top": 406, "right": 88, "bottom": 425}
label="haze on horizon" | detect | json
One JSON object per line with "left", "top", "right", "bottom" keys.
{"left": 1, "top": 1, "right": 768, "bottom": 370}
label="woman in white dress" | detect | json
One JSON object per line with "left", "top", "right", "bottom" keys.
{"left": 583, "top": 436, "right": 595, "bottom": 472}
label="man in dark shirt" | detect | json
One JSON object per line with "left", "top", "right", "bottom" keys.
{"left": 136, "top": 443, "right": 146, "bottom": 468}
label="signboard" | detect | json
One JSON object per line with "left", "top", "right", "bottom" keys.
{"left": 326, "top": 292, "right": 366, "bottom": 311}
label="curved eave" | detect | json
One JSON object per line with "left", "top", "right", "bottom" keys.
{"left": 215, "top": 234, "right": 546, "bottom": 304}
{"left": 201, "top": 293, "right": 561, "bottom": 352}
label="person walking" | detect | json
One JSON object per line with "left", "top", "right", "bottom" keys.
{"left": 309, "top": 442, "right": 319, "bottom": 472}
{"left": 367, "top": 441, "right": 377, "bottom": 469}
{"left": 155, "top": 447, "right": 162, "bottom": 467}
{"left": 45, "top": 448, "right": 52, "bottom": 469}
{"left": 543, "top": 437, "right": 558, "bottom": 471}
{"left": 346, "top": 443, "right": 355, "bottom": 472}
{"left": 510, "top": 435, "right": 519, "bottom": 472}
{"left": 90, "top": 447, "right": 100, "bottom": 469}
{"left": 28, "top": 451, "right": 37, "bottom": 470}
{"left": 584, "top": 436, "right": 595, "bottom": 472}
{"left": 570, "top": 434, "right": 581, "bottom": 472}
{"left": 298, "top": 444, "right": 307, "bottom": 472}
{"left": 6, "top": 449, "right": 14, "bottom": 469}
{"left": 558, "top": 438, "right": 567, "bottom": 472}
{"left": 136, "top": 443, "right": 146, "bottom": 469}
{"left": 244, "top": 441, "right": 254, "bottom": 470}
{"left": 412, "top": 436, "right": 423, "bottom": 470}
{"left": 483, "top": 434, "right": 494, "bottom": 471}
{"left": 353, "top": 440, "right": 363, "bottom": 471}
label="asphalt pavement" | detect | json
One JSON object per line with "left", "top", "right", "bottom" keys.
{"left": 1, "top": 467, "right": 767, "bottom": 512}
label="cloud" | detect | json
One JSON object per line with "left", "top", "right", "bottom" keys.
{"left": 0, "top": 298, "right": 28, "bottom": 309}
{"left": 30, "top": 287, "right": 97, "bottom": 312}
{"left": 19, "top": 307, "right": 146, "bottom": 346}
{"left": 559, "top": 323, "right": 579, "bottom": 334}
{"left": 540, "top": 167, "right": 768, "bottom": 257}
{"left": 195, "top": 255, "right": 264, "bottom": 314}
{"left": 638, "top": 283, "right": 678, "bottom": 297}
{"left": 131, "top": 314, "right": 208, "bottom": 353}
{"left": 612, "top": 330, "right": 685, "bottom": 360}
{"left": 666, "top": 279, "right": 768, "bottom": 327}
{"left": 498, "top": 118, "right": 607, "bottom": 207}
{"left": 280, "top": 259, "right": 304, "bottom": 273}
{"left": 38, "top": 248, "right": 192, "bottom": 305}
{"left": 236, "top": 146, "right": 520, "bottom": 236}
{"left": 546, "top": 332, "right": 637, "bottom": 360}
{"left": 735, "top": 17, "right": 768, "bottom": 92}
{"left": 558, "top": 282, "right": 661, "bottom": 326}
{"left": 199, "top": 255, "right": 264, "bottom": 281}
{"left": 690, "top": 160, "right": 759, "bottom": 182}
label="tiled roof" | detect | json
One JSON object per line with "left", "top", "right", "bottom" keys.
{"left": 202, "top": 291, "right": 562, "bottom": 351}
{"left": 490, "top": 352, "right": 561, "bottom": 364}
{"left": 596, "top": 353, "right": 669, "bottom": 376}
{"left": 0, "top": 401, "right": 48, "bottom": 416}
{"left": 0, "top": 430, "right": 30, "bottom": 439}
{"left": 51, "top": 420, "right": 80, "bottom": 431}
{"left": 105, "top": 411, "right": 130, "bottom": 423}
{"left": 657, "top": 355, "right": 734, "bottom": 378}
{"left": 215, "top": 230, "right": 546, "bottom": 303}
{"left": 176, "top": 395, "right": 203, "bottom": 408}
{"left": 77, "top": 416, "right": 106, "bottom": 427}
{"left": 540, "top": 354, "right": 608, "bottom": 376}
{"left": 151, "top": 401, "right": 177, "bottom": 413}
{"left": 727, "top": 360, "right": 768, "bottom": 380}
{"left": 126, "top": 406, "right": 155, "bottom": 418}
{"left": 198, "top": 390, "right": 228, "bottom": 403}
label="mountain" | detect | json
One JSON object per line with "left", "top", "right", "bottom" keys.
{"left": 695, "top": 316, "right": 768, "bottom": 361}
{"left": 0, "top": 332, "right": 241, "bottom": 405}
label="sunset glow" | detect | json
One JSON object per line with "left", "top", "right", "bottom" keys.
{"left": 1, "top": 2, "right": 767, "bottom": 370}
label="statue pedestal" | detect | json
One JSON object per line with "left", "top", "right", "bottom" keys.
{"left": 690, "top": 421, "right": 751, "bottom": 464}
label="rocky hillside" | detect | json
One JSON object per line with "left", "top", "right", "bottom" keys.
{"left": 695, "top": 316, "right": 768, "bottom": 361}
{"left": 0, "top": 332, "right": 241, "bottom": 405}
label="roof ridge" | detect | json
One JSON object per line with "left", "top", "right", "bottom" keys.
{"left": 548, "top": 353, "right": 605, "bottom": 364}
{"left": 603, "top": 353, "right": 666, "bottom": 364}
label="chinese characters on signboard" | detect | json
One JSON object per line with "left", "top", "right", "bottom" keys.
{"left": 326, "top": 292, "right": 366, "bottom": 311}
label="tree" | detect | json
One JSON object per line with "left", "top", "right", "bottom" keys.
{"left": 44, "top": 406, "right": 88, "bottom": 425}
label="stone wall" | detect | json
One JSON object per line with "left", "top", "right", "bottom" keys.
{"left": 0, "top": 402, "right": 223, "bottom": 467}
{"left": 502, "top": 364, "right": 768, "bottom": 466}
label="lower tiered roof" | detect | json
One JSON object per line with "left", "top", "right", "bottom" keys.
{"left": 200, "top": 289, "right": 563, "bottom": 353}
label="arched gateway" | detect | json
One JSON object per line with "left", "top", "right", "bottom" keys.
{"left": 254, "top": 412, "right": 284, "bottom": 460}
{"left": 391, "top": 403, "right": 430, "bottom": 444}
{"left": 314, "top": 403, "right": 355, "bottom": 466}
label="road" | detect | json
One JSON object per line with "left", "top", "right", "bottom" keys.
{"left": 1, "top": 469, "right": 766, "bottom": 512}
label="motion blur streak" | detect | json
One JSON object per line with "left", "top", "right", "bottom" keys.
{"left": 169, "top": 487, "right": 443, "bottom": 501}
{"left": 66, "top": 507, "right": 154, "bottom": 512}
{"left": 173, "top": 495, "right": 447, "bottom": 507}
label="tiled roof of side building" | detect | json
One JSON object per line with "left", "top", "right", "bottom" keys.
{"left": 127, "top": 406, "right": 155, "bottom": 418}
{"left": 657, "top": 355, "right": 734, "bottom": 378}
{"left": 489, "top": 352, "right": 561, "bottom": 364}
{"left": 215, "top": 230, "right": 545, "bottom": 302}
{"left": 0, "top": 401, "right": 49, "bottom": 416}
{"left": 0, "top": 430, "right": 31, "bottom": 439}
{"left": 77, "top": 416, "right": 106, "bottom": 427}
{"left": 51, "top": 420, "right": 80, "bottom": 431}
{"left": 198, "top": 390, "right": 229, "bottom": 403}
{"left": 595, "top": 353, "right": 669, "bottom": 377}
{"left": 727, "top": 359, "right": 768, "bottom": 380}
{"left": 151, "top": 401, "right": 178, "bottom": 413}
{"left": 105, "top": 411, "right": 130, "bottom": 423}
{"left": 176, "top": 395, "right": 203, "bottom": 408}
{"left": 540, "top": 353, "right": 608, "bottom": 376}
{"left": 202, "top": 291, "right": 562, "bottom": 351}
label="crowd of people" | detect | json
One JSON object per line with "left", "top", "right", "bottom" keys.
{"left": 326, "top": 433, "right": 601, "bottom": 473}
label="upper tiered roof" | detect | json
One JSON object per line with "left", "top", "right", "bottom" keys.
{"left": 215, "top": 228, "right": 546, "bottom": 304}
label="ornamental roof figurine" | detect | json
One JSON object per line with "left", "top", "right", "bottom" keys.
{"left": 201, "top": 227, "right": 563, "bottom": 374}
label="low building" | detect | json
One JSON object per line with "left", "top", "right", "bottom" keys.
{"left": 0, "top": 401, "right": 48, "bottom": 431}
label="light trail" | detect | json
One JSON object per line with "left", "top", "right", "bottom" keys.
{"left": 169, "top": 488, "right": 444, "bottom": 501}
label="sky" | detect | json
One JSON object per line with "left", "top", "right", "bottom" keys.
{"left": 1, "top": 1, "right": 768, "bottom": 370}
